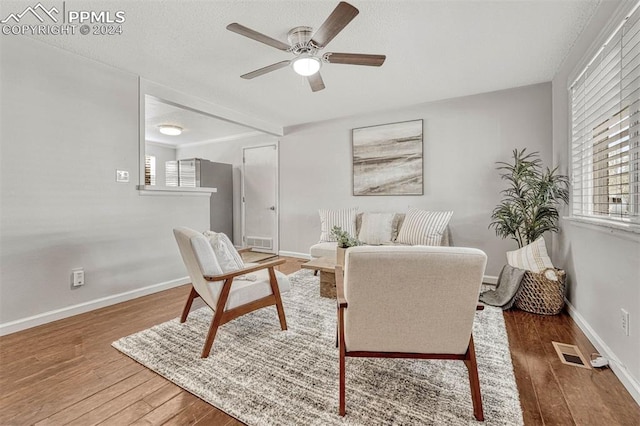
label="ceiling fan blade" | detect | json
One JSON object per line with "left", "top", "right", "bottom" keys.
{"left": 241, "top": 61, "right": 291, "bottom": 79}
{"left": 308, "top": 73, "right": 325, "bottom": 92}
{"left": 323, "top": 52, "right": 386, "bottom": 66}
{"left": 227, "top": 23, "right": 290, "bottom": 51}
{"left": 311, "top": 2, "right": 359, "bottom": 48}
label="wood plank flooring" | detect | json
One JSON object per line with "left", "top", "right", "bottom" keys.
{"left": 504, "top": 309, "right": 640, "bottom": 425}
{"left": 1, "top": 256, "right": 638, "bottom": 425}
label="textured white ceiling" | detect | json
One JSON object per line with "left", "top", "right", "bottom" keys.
{"left": 145, "top": 96, "right": 258, "bottom": 145}
{"left": 11, "top": 0, "right": 601, "bottom": 128}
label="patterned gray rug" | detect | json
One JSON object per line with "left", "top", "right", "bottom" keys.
{"left": 113, "top": 270, "right": 523, "bottom": 425}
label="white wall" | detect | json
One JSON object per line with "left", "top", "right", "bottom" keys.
{"left": 177, "top": 133, "right": 278, "bottom": 246}
{"left": 0, "top": 37, "right": 209, "bottom": 332}
{"left": 551, "top": 0, "right": 640, "bottom": 402}
{"left": 178, "top": 84, "right": 555, "bottom": 275}
{"left": 278, "top": 83, "right": 553, "bottom": 277}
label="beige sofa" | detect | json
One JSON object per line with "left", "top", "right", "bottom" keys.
{"left": 309, "top": 212, "right": 452, "bottom": 262}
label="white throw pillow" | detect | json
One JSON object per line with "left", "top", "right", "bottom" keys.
{"left": 506, "top": 237, "right": 554, "bottom": 274}
{"left": 203, "top": 231, "right": 245, "bottom": 273}
{"left": 190, "top": 236, "right": 223, "bottom": 277}
{"left": 396, "top": 208, "right": 453, "bottom": 246}
{"left": 318, "top": 208, "right": 358, "bottom": 242}
{"left": 358, "top": 213, "right": 395, "bottom": 245}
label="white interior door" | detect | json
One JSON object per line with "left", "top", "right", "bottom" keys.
{"left": 242, "top": 144, "right": 278, "bottom": 254}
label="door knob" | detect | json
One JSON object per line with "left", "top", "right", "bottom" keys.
{"left": 269, "top": 206, "right": 276, "bottom": 211}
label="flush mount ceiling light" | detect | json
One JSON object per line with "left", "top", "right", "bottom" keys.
{"left": 158, "top": 125, "right": 183, "bottom": 136}
{"left": 292, "top": 54, "right": 321, "bottom": 76}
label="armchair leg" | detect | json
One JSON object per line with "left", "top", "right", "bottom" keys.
{"left": 339, "top": 350, "right": 346, "bottom": 416}
{"left": 338, "top": 308, "right": 346, "bottom": 416}
{"left": 201, "top": 311, "right": 223, "bottom": 358}
{"left": 180, "top": 286, "right": 198, "bottom": 323}
{"left": 464, "top": 335, "right": 484, "bottom": 421}
{"left": 201, "top": 278, "right": 234, "bottom": 358}
{"left": 267, "top": 267, "right": 288, "bottom": 331}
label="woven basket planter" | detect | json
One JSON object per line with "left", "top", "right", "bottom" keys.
{"left": 515, "top": 268, "right": 567, "bottom": 315}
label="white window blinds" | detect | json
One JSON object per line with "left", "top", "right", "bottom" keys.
{"left": 145, "top": 155, "right": 156, "bottom": 186}
{"left": 571, "top": 4, "right": 640, "bottom": 224}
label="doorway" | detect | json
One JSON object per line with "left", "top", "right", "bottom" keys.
{"left": 242, "top": 144, "right": 279, "bottom": 254}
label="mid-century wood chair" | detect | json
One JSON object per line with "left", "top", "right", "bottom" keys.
{"left": 173, "top": 227, "right": 289, "bottom": 358}
{"left": 336, "top": 245, "right": 487, "bottom": 421}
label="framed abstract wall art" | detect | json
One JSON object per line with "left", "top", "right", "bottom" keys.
{"left": 352, "top": 119, "right": 423, "bottom": 196}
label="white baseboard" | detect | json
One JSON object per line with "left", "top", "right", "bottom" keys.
{"left": 483, "top": 275, "right": 499, "bottom": 285}
{"left": 0, "top": 276, "right": 190, "bottom": 337}
{"left": 279, "top": 250, "right": 311, "bottom": 260}
{"left": 565, "top": 299, "right": 640, "bottom": 405}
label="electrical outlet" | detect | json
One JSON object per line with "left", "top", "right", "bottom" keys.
{"left": 72, "top": 269, "right": 85, "bottom": 287}
{"left": 621, "top": 309, "right": 630, "bottom": 336}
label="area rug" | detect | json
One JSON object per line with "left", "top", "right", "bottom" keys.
{"left": 113, "top": 270, "right": 523, "bottom": 425}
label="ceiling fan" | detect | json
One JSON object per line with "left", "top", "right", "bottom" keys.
{"left": 227, "top": 1, "right": 386, "bottom": 92}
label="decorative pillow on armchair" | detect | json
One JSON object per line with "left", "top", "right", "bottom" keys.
{"left": 358, "top": 212, "right": 395, "bottom": 245}
{"left": 203, "top": 231, "right": 245, "bottom": 273}
{"left": 396, "top": 208, "right": 453, "bottom": 246}
{"left": 318, "top": 208, "right": 358, "bottom": 242}
{"left": 506, "top": 237, "right": 555, "bottom": 275}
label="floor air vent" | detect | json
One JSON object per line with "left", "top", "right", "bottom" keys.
{"left": 246, "top": 237, "right": 273, "bottom": 250}
{"left": 552, "top": 341, "right": 591, "bottom": 369}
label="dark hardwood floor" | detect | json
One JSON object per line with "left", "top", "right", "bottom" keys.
{"left": 1, "top": 256, "right": 638, "bottom": 425}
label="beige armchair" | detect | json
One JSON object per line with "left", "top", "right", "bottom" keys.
{"left": 173, "top": 227, "right": 289, "bottom": 358}
{"left": 336, "top": 245, "right": 487, "bottom": 421}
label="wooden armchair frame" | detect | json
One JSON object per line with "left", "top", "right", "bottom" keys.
{"left": 336, "top": 266, "right": 484, "bottom": 421}
{"left": 180, "top": 256, "right": 287, "bottom": 358}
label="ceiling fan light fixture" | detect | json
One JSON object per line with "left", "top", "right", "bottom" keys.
{"left": 292, "top": 55, "right": 321, "bottom": 76}
{"left": 158, "top": 125, "right": 183, "bottom": 136}
{"left": 227, "top": 2, "right": 384, "bottom": 91}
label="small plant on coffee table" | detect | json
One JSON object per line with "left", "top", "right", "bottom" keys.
{"left": 330, "top": 226, "right": 362, "bottom": 248}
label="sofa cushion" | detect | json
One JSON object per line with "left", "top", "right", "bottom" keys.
{"left": 310, "top": 241, "right": 338, "bottom": 261}
{"left": 225, "top": 269, "right": 291, "bottom": 310}
{"left": 396, "top": 208, "right": 453, "bottom": 246}
{"left": 319, "top": 208, "right": 358, "bottom": 242}
{"left": 358, "top": 212, "right": 395, "bottom": 245}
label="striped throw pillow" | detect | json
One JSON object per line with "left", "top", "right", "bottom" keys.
{"left": 506, "top": 237, "right": 554, "bottom": 273}
{"left": 396, "top": 208, "right": 453, "bottom": 246}
{"left": 319, "top": 208, "right": 358, "bottom": 242}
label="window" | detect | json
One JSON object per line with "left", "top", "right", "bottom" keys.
{"left": 145, "top": 155, "right": 156, "bottom": 186}
{"left": 571, "top": 4, "right": 640, "bottom": 225}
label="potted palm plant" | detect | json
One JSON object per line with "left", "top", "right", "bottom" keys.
{"left": 489, "top": 149, "right": 569, "bottom": 247}
{"left": 330, "top": 226, "right": 362, "bottom": 267}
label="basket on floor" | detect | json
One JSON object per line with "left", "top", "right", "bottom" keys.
{"left": 515, "top": 268, "right": 566, "bottom": 315}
